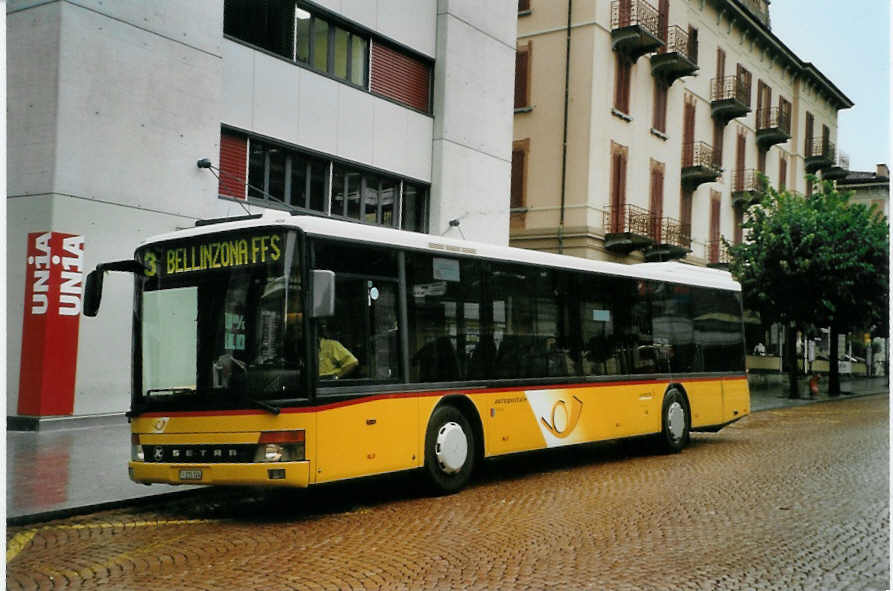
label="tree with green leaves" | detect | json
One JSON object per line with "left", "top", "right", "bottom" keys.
{"left": 726, "top": 177, "right": 888, "bottom": 397}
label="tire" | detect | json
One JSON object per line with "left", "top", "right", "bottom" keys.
{"left": 423, "top": 405, "right": 476, "bottom": 495}
{"left": 657, "top": 388, "right": 690, "bottom": 454}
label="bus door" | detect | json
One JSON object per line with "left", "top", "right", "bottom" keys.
{"left": 311, "top": 241, "right": 417, "bottom": 483}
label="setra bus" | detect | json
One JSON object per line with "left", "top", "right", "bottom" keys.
{"left": 84, "top": 211, "right": 749, "bottom": 494}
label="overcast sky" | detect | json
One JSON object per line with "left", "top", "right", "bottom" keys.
{"left": 769, "top": 1, "right": 890, "bottom": 173}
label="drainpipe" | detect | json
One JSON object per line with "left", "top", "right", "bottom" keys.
{"left": 558, "top": 0, "right": 572, "bottom": 254}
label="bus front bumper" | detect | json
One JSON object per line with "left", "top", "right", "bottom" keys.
{"left": 128, "top": 460, "right": 311, "bottom": 488}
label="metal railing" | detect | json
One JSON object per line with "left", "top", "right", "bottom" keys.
{"left": 737, "top": 0, "right": 770, "bottom": 27}
{"left": 835, "top": 150, "right": 850, "bottom": 170}
{"left": 706, "top": 239, "right": 730, "bottom": 265}
{"left": 660, "top": 217, "right": 692, "bottom": 249}
{"left": 611, "top": 0, "right": 661, "bottom": 37}
{"left": 755, "top": 107, "right": 791, "bottom": 135}
{"left": 806, "top": 136, "right": 836, "bottom": 161}
{"left": 730, "top": 169, "right": 767, "bottom": 193}
{"left": 682, "top": 141, "right": 720, "bottom": 170}
{"left": 710, "top": 75, "right": 752, "bottom": 106}
{"left": 658, "top": 24, "right": 697, "bottom": 63}
{"left": 603, "top": 204, "right": 653, "bottom": 236}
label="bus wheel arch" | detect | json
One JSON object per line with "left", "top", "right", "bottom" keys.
{"left": 422, "top": 396, "right": 482, "bottom": 494}
{"left": 657, "top": 384, "right": 691, "bottom": 454}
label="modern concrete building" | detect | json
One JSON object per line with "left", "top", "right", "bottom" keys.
{"left": 510, "top": 0, "right": 853, "bottom": 267}
{"left": 7, "top": 0, "right": 517, "bottom": 424}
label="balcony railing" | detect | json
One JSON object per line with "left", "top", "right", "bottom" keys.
{"left": 644, "top": 217, "right": 691, "bottom": 260}
{"left": 755, "top": 107, "right": 792, "bottom": 148}
{"left": 738, "top": 0, "right": 771, "bottom": 27}
{"left": 711, "top": 76, "right": 751, "bottom": 105}
{"left": 823, "top": 149, "right": 850, "bottom": 180}
{"left": 651, "top": 25, "right": 699, "bottom": 83}
{"left": 756, "top": 107, "right": 791, "bottom": 134}
{"left": 805, "top": 136, "right": 836, "bottom": 172}
{"left": 682, "top": 141, "right": 719, "bottom": 169}
{"left": 682, "top": 141, "right": 721, "bottom": 189}
{"left": 603, "top": 203, "right": 653, "bottom": 236}
{"left": 710, "top": 75, "right": 752, "bottom": 123}
{"left": 731, "top": 169, "right": 767, "bottom": 193}
{"left": 706, "top": 239, "right": 730, "bottom": 267}
{"left": 610, "top": 0, "right": 664, "bottom": 60}
{"left": 611, "top": 0, "right": 661, "bottom": 34}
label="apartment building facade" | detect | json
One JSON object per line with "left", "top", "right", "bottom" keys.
{"left": 510, "top": 0, "right": 853, "bottom": 266}
{"left": 7, "top": 0, "right": 517, "bottom": 423}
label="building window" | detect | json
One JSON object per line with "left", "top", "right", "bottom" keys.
{"left": 515, "top": 44, "right": 532, "bottom": 110}
{"left": 518, "top": 0, "right": 531, "bottom": 12}
{"left": 614, "top": 55, "right": 632, "bottom": 114}
{"left": 224, "top": 1, "right": 432, "bottom": 114}
{"left": 220, "top": 129, "right": 428, "bottom": 232}
{"left": 652, "top": 79, "right": 668, "bottom": 133}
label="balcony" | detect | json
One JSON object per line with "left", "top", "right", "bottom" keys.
{"left": 730, "top": 169, "right": 766, "bottom": 208}
{"left": 705, "top": 239, "right": 731, "bottom": 269}
{"left": 710, "top": 76, "right": 751, "bottom": 124}
{"left": 805, "top": 137, "right": 836, "bottom": 173}
{"left": 681, "top": 141, "right": 721, "bottom": 189}
{"left": 755, "top": 107, "right": 791, "bottom": 149}
{"left": 822, "top": 151, "right": 850, "bottom": 181}
{"left": 644, "top": 217, "right": 691, "bottom": 261}
{"left": 650, "top": 25, "right": 698, "bottom": 84}
{"left": 611, "top": 0, "right": 664, "bottom": 62}
{"left": 603, "top": 204, "right": 655, "bottom": 254}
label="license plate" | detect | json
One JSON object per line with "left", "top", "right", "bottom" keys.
{"left": 179, "top": 469, "right": 203, "bottom": 481}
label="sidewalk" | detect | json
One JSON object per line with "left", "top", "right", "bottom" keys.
{"left": 6, "top": 376, "right": 889, "bottom": 524}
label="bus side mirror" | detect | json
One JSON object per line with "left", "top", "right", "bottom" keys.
{"left": 312, "top": 270, "right": 335, "bottom": 317}
{"left": 83, "top": 270, "right": 104, "bottom": 317}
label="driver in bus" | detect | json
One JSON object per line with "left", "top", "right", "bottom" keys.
{"left": 318, "top": 322, "right": 358, "bottom": 379}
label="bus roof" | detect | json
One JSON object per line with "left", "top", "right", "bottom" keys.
{"left": 140, "top": 211, "right": 741, "bottom": 292}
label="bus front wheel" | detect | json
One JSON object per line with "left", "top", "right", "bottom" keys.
{"left": 657, "top": 388, "right": 690, "bottom": 454}
{"left": 423, "top": 405, "right": 476, "bottom": 494}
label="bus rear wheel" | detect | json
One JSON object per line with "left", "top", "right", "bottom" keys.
{"left": 657, "top": 388, "right": 690, "bottom": 454}
{"left": 423, "top": 405, "right": 476, "bottom": 495}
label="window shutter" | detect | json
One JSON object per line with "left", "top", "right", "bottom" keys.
{"left": 510, "top": 149, "right": 525, "bottom": 209}
{"left": 805, "top": 112, "right": 814, "bottom": 154}
{"left": 514, "top": 48, "right": 529, "bottom": 109}
{"left": 370, "top": 41, "right": 431, "bottom": 112}
{"left": 219, "top": 130, "right": 248, "bottom": 199}
{"left": 779, "top": 155, "right": 787, "bottom": 190}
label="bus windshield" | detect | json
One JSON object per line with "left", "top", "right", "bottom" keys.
{"left": 134, "top": 230, "right": 305, "bottom": 409}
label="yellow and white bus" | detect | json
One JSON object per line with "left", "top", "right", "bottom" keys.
{"left": 85, "top": 212, "right": 749, "bottom": 494}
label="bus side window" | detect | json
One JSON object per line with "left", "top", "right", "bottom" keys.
{"left": 313, "top": 241, "right": 400, "bottom": 383}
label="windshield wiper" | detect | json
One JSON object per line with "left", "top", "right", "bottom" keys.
{"left": 147, "top": 387, "right": 196, "bottom": 396}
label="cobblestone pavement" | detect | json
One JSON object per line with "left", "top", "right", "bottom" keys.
{"left": 6, "top": 395, "right": 889, "bottom": 591}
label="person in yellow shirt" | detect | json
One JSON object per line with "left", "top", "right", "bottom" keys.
{"left": 318, "top": 336, "right": 359, "bottom": 379}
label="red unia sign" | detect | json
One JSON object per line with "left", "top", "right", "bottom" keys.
{"left": 18, "top": 232, "right": 85, "bottom": 416}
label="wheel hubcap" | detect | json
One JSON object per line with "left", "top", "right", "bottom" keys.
{"left": 435, "top": 421, "right": 468, "bottom": 474}
{"left": 667, "top": 401, "right": 685, "bottom": 442}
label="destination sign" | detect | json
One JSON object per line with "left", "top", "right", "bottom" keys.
{"left": 141, "top": 232, "right": 283, "bottom": 278}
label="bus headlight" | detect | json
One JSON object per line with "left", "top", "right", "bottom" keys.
{"left": 131, "top": 433, "right": 145, "bottom": 462}
{"left": 255, "top": 430, "right": 305, "bottom": 462}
